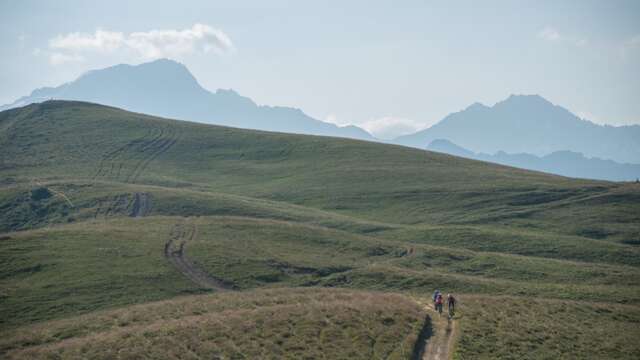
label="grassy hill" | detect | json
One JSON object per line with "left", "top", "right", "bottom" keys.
{"left": 1, "top": 288, "right": 426, "bottom": 360}
{"left": 1, "top": 101, "right": 639, "bottom": 358}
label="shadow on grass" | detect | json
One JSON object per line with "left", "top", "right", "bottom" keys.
{"left": 411, "top": 314, "right": 433, "bottom": 360}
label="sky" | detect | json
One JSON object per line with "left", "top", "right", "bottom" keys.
{"left": 1, "top": 0, "right": 639, "bottom": 139}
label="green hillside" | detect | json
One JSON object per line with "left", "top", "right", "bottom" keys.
{"left": 1, "top": 288, "right": 426, "bottom": 360}
{"left": 1, "top": 101, "right": 639, "bottom": 358}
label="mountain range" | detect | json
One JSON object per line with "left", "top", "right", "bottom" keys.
{"left": 427, "top": 139, "right": 640, "bottom": 182}
{"left": 0, "top": 59, "right": 373, "bottom": 141}
{"left": 394, "top": 95, "right": 640, "bottom": 164}
{"left": 2, "top": 58, "right": 639, "bottom": 179}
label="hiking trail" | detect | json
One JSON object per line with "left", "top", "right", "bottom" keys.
{"left": 164, "top": 220, "right": 233, "bottom": 291}
{"left": 412, "top": 298, "right": 458, "bottom": 360}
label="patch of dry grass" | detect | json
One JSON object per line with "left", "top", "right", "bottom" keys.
{"left": 1, "top": 288, "right": 426, "bottom": 360}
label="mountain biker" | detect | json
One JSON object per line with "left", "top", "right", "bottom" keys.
{"left": 433, "top": 289, "right": 441, "bottom": 310}
{"left": 435, "top": 293, "right": 444, "bottom": 315}
{"left": 447, "top": 294, "right": 456, "bottom": 315}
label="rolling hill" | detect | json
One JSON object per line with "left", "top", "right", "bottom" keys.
{"left": 0, "top": 59, "right": 373, "bottom": 141}
{"left": 394, "top": 94, "right": 640, "bottom": 164}
{"left": 1, "top": 101, "right": 639, "bottom": 359}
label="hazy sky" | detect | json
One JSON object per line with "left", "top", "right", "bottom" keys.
{"left": 1, "top": 0, "right": 639, "bottom": 138}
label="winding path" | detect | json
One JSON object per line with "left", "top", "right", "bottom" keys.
{"left": 164, "top": 221, "right": 233, "bottom": 291}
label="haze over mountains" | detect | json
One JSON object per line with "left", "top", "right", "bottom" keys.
{"left": 427, "top": 139, "right": 640, "bottom": 182}
{"left": 0, "top": 59, "right": 373, "bottom": 141}
{"left": 394, "top": 95, "right": 640, "bottom": 164}
{"left": 2, "top": 58, "right": 639, "bottom": 181}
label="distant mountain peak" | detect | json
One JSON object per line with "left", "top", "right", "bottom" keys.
{"left": 81, "top": 58, "right": 188, "bottom": 76}
{"left": 497, "top": 94, "right": 554, "bottom": 108}
{"left": 464, "top": 102, "right": 488, "bottom": 111}
{"left": 0, "top": 59, "right": 374, "bottom": 141}
{"left": 427, "top": 139, "right": 475, "bottom": 158}
{"left": 496, "top": 94, "right": 554, "bottom": 106}
{"left": 138, "top": 58, "right": 194, "bottom": 75}
{"left": 146, "top": 57, "right": 184, "bottom": 66}
{"left": 394, "top": 93, "right": 640, "bottom": 164}
{"left": 72, "top": 58, "right": 202, "bottom": 92}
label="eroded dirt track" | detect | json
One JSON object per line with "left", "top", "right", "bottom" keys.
{"left": 130, "top": 192, "right": 150, "bottom": 217}
{"left": 164, "top": 221, "right": 233, "bottom": 291}
{"left": 412, "top": 299, "right": 458, "bottom": 360}
{"left": 422, "top": 315, "right": 456, "bottom": 360}
{"left": 93, "top": 192, "right": 150, "bottom": 219}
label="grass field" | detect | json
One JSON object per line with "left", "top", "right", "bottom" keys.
{"left": 455, "top": 295, "right": 640, "bottom": 359}
{"left": 1, "top": 288, "right": 426, "bottom": 360}
{"left": 1, "top": 101, "right": 639, "bottom": 358}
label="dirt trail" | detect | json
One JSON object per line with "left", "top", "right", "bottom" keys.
{"left": 94, "top": 192, "right": 150, "bottom": 219}
{"left": 130, "top": 192, "right": 150, "bottom": 217}
{"left": 164, "top": 221, "right": 233, "bottom": 291}
{"left": 412, "top": 299, "right": 458, "bottom": 360}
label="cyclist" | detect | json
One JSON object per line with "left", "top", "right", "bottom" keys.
{"left": 432, "top": 289, "right": 441, "bottom": 310}
{"left": 447, "top": 293, "right": 456, "bottom": 316}
{"left": 435, "top": 293, "right": 444, "bottom": 315}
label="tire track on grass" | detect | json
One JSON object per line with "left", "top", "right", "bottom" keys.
{"left": 94, "top": 192, "right": 150, "bottom": 219}
{"left": 126, "top": 127, "right": 179, "bottom": 183}
{"left": 91, "top": 127, "right": 158, "bottom": 180}
{"left": 92, "top": 125, "right": 178, "bottom": 183}
{"left": 164, "top": 221, "right": 234, "bottom": 291}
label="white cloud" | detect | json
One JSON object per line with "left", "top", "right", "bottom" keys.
{"left": 50, "top": 29, "right": 124, "bottom": 53}
{"left": 576, "top": 111, "right": 601, "bottom": 124}
{"left": 360, "top": 117, "right": 426, "bottom": 140}
{"left": 538, "top": 27, "right": 561, "bottom": 41}
{"left": 126, "top": 24, "right": 233, "bottom": 58}
{"left": 324, "top": 113, "right": 350, "bottom": 126}
{"left": 49, "top": 52, "right": 85, "bottom": 65}
{"left": 323, "top": 114, "right": 425, "bottom": 139}
{"left": 45, "top": 24, "right": 233, "bottom": 65}
{"left": 325, "top": 113, "right": 338, "bottom": 123}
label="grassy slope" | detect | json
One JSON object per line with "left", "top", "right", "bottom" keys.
{"left": 1, "top": 101, "right": 639, "bottom": 358}
{"left": 456, "top": 295, "right": 640, "bottom": 359}
{"left": 2, "top": 101, "right": 638, "bottom": 237}
{"left": 1, "top": 288, "right": 426, "bottom": 360}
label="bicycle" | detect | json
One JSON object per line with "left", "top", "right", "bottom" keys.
{"left": 436, "top": 302, "right": 443, "bottom": 316}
